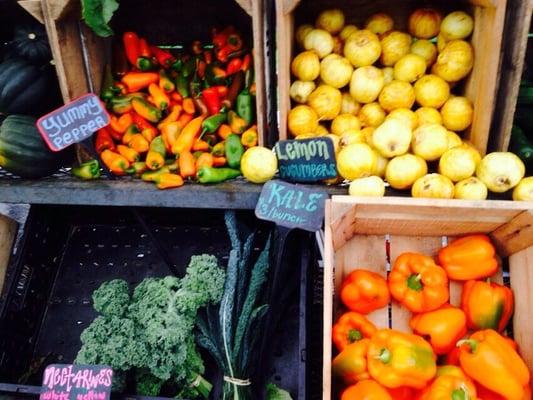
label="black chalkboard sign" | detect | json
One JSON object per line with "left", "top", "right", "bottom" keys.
{"left": 37, "top": 94, "right": 110, "bottom": 152}
{"left": 40, "top": 364, "right": 113, "bottom": 400}
{"left": 255, "top": 180, "right": 328, "bottom": 232}
{"left": 275, "top": 137, "right": 337, "bottom": 182}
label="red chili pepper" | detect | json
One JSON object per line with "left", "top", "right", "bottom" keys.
{"left": 109, "top": 126, "right": 124, "bottom": 142}
{"left": 202, "top": 87, "right": 221, "bottom": 115}
{"left": 138, "top": 38, "right": 152, "bottom": 58}
{"left": 150, "top": 46, "right": 176, "bottom": 68}
{"left": 227, "top": 33, "right": 243, "bottom": 51}
{"left": 216, "top": 46, "right": 232, "bottom": 63}
{"left": 131, "top": 112, "right": 158, "bottom": 141}
{"left": 241, "top": 53, "right": 252, "bottom": 72}
{"left": 123, "top": 32, "right": 140, "bottom": 67}
{"left": 212, "top": 26, "right": 235, "bottom": 48}
{"left": 95, "top": 127, "right": 116, "bottom": 154}
{"left": 197, "top": 60, "right": 207, "bottom": 79}
{"left": 203, "top": 50, "right": 213, "bottom": 64}
{"left": 213, "top": 85, "right": 228, "bottom": 98}
{"left": 226, "top": 58, "right": 243, "bottom": 76}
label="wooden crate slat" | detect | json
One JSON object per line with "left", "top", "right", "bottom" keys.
{"left": 490, "top": 210, "right": 533, "bottom": 257}
{"left": 0, "top": 214, "right": 17, "bottom": 294}
{"left": 323, "top": 199, "right": 335, "bottom": 400}
{"left": 17, "top": 0, "right": 44, "bottom": 23}
{"left": 509, "top": 246, "right": 533, "bottom": 373}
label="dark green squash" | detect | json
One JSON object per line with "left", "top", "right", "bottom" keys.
{"left": 0, "top": 58, "right": 52, "bottom": 114}
{"left": 10, "top": 23, "right": 51, "bottom": 64}
{"left": 0, "top": 114, "right": 60, "bottom": 178}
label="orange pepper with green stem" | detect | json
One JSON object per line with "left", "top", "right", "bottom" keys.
{"left": 341, "top": 380, "right": 392, "bottom": 400}
{"left": 145, "top": 136, "right": 166, "bottom": 170}
{"left": 192, "top": 139, "right": 210, "bottom": 152}
{"left": 437, "top": 234, "right": 499, "bottom": 281}
{"left": 389, "top": 252, "right": 449, "bottom": 313}
{"left": 100, "top": 149, "right": 131, "bottom": 176}
{"left": 131, "top": 97, "right": 162, "bottom": 123}
{"left": 172, "top": 116, "right": 204, "bottom": 155}
{"left": 116, "top": 145, "right": 140, "bottom": 163}
{"left": 196, "top": 153, "right": 214, "bottom": 169}
{"left": 218, "top": 124, "right": 232, "bottom": 140}
{"left": 458, "top": 329, "right": 530, "bottom": 400}
{"left": 178, "top": 150, "right": 196, "bottom": 179}
{"left": 122, "top": 72, "right": 159, "bottom": 92}
{"left": 158, "top": 105, "right": 182, "bottom": 129}
{"left": 367, "top": 329, "right": 437, "bottom": 389}
{"left": 128, "top": 134, "right": 150, "bottom": 153}
{"left": 110, "top": 113, "right": 133, "bottom": 134}
{"left": 148, "top": 83, "right": 170, "bottom": 110}
{"left": 410, "top": 305, "right": 467, "bottom": 355}
{"left": 159, "top": 70, "right": 175, "bottom": 93}
{"left": 332, "top": 311, "right": 377, "bottom": 352}
{"left": 417, "top": 369, "right": 477, "bottom": 400}
{"left": 460, "top": 279, "right": 514, "bottom": 332}
{"left": 332, "top": 338, "right": 371, "bottom": 385}
{"left": 340, "top": 269, "right": 390, "bottom": 314}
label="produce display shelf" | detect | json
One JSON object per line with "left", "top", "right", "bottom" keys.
{"left": 0, "top": 169, "right": 347, "bottom": 209}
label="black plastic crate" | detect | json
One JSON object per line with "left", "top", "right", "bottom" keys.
{"left": 0, "top": 205, "right": 311, "bottom": 399}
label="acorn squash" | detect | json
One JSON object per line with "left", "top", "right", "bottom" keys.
{"left": 9, "top": 23, "right": 51, "bottom": 64}
{"left": 0, "top": 58, "right": 52, "bottom": 114}
{"left": 0, "top": 115, "right": 60, "bottom": 178}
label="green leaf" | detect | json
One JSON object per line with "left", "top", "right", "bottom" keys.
{"left": 81, "top": 0, "right": 119, "bottom": 37}
{"left": 266, "top": 383, "right": 293, "bottom": 400}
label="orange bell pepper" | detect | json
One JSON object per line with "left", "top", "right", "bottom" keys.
{"left": 178, "top": 150, "right": 196, "bottom": 179}
{"left": 161, "top": 122, "right": 182, "bottom": 153}
{"left": 341, "top": 380, "right": 392, "bottom": 400}
{"left": 386, "top": 387, "right": 415, "bottom": 400}
{"left": 458, "top": 329, "right": 530, "bottom": 400}
{"left": 389, "top": 252, "right": 449, "bottom": 313}
{"left": 116, "top": 144, "right": 140, "bottom": 163}
{"left": 340, "top": 269, "right": 390, "bottom": 314}
{"left": 148, "top": 83, "right": 170, "bottom": 110}
{"left": 332, "top": 311, "right": 377, "bottom": 352}
{"left": 476, "top": 383, "right": 532, "bottom": 400}
{"left": 121, "top": 71, "right": 159, "bottom": 92}
{"left": 154, "top": 173, "right": 184, "bottom": 190}
{"left": 410, "top": 305, "right": 467, "bottom": 355}
{"left": 445, "top": 335, "right": 518, "bottom": 367}
{"left": 417, "top": 370, "right": 477, "bottom": 400}
{"left": 367, "top": 329, "right": 437, "bottom": 389}
{"left": 437, "top": 234, "right": 499, "bottom": 281}
{"left": 100, "top": 149, "right": 130, "bottom": 176}
{"left": 332, "top": 338, "right": 371, "bottom": 385}
{"left": 460, "top": 280, "right": 514, "bottom": 332}
{"left": 128, "top": 134, "right": 150, "bottom": 153}
{"left": 172, "top": 116, "right": 204, "bottom": 155}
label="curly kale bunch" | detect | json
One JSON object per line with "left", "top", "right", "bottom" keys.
{"left": 75, "top": 255, "right": 226, "bottom": 398}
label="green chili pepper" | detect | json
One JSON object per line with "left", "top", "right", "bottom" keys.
{"left": 236, "top": 88, "right": 254, "bottom": 126}
{"left": 182, "top": 57, "right": 196, "bottom": 78}
{"left": 72, "top": 160, "right": 101, "bottom": 180}
{"left": 171, "top": 58, "right": 183, "bottom": 72}
{"left": 189, "top": 73, "right": 202, "bottom": 98}
{"left": 131, "top": 161, "right": 148, "bottom": 176}
{"left": 205, "top": 63, "right": 228, "bottom": 86}
{"left": 201, "top": 112, "right": 227, "bottom": 135}
{"left": 137, "top": 56, "right": 155, "bottom": 71}
{"left": 141, "top": 166, "right": 170, "bottom": 182}
{"left": 225, "top": 134, "right": 244, "bottom": 169}
{"left": 197, "top": 166, "right": 241, "bottom": 183}
{"left": 175, "top": 73, "right": 190, "bottom": 98}
{"left": 110, "top": 96, "right": 133, "bottom": 114}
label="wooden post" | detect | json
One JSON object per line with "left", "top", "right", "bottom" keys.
{"left": 0, "top": 214, "right": 17, "bottom": 294}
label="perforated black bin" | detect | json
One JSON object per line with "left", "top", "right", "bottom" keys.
{"left": 0, "top": 205, "right": 311, "bottom": 399}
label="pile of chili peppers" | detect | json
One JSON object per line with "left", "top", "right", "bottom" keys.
{"left": 332, "top": 234, "right": 531, "bottom": 400}
{"left": 75, "top": 27, "right": 258, "bottom": 189}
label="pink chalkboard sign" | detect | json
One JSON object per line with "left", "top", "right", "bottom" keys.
{"left": 36, "top": 94, "right": 110, "bottom": 152}
{"left": 40, "top": 364, "right": 113, "bottom": 400}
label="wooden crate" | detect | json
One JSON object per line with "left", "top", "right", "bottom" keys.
{"left": 490, "top": 0, "right": 533, "bottom": 151}
{"left": 276, "top": 0, "right": 507, "bottom": 154}
{"left": 323, "top": 196, "right": 533, "bottom": 399}
{"left": 18, "top": 0, "right": 269, "bottom": 145}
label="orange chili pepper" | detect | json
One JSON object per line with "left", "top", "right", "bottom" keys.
{"left": 148, "top": 83, "right": 170, "bottom": 110}
{"left": 159, "top": 70, "right": 175, "bottom": 93}
{"left": 182, "top": 98, "right": 195, "bottom": 115}
{"left": 192, "top": 139, "right": 209, "bottom": 152}
{"left": 212, "top": 156, "right": 227, "bottom": 167}
{"left": 196, "top": 153, "right": 214, "bottom": 169}
{"left": 128, "top": 134, "right": 150, "bottom": 153}
{"left": 121, "top": 72, "right": 159, "bottom": 92}
{"left": 332, "top": 311, "right": 377, "bottom": 352}
{"left": 410, "top": 305, "right": 467, "bottom": 355}
{"left": 178, "top": 151, "right": 196, "bottom": 179}
{"left": 161, "top": 122, "right": 182, "bottom": 153}
{"left": 332, "top": 339, "right": 371, "bottom": 385}
{"left": 100, "top": 149, "right": 130, "bottom": 176}
{"left": 340, "top": 269, "right": 390, "bottom": 314}
{"left": 172, "top": 116, "right": 204, "bottom": 155}
{"left": 154, "top": 173, "right": 184, "bottom": 190}
{"left": 177, "top": 113, "right": 194, "bottom": 129}
{"left": 388, "top": 252, "right": 449, "bottom": 313}
{"left": 217, "top": 123, "right": 232, "bottom": 140}
{"left": 110, "top": 113, "right": 133, "bottom": 134}
{"left": 146, "top": 151, "right": 165, "bottom": 171}
{"left": 158, "top": 105, "right": 182, "bottom": 129}
{"left": 341, "top": 380, "right": 392, "bottom": 400}
{"left": 116, "top": 144, "right": 140, "bottom": 163}
{"left": 171, "top": 92, "right": 183, "bottom": 103}
{"left": 461, "top": 280, "right": 514, "bottom": 332}
{"left": 437, "top": 234, "right": 499, "bottom": 281}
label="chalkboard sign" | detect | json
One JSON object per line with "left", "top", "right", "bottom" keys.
{"left": 40, "top": 364, "right": 113, "bottom": 400}
{"left": 255, "top": 180, "right": 328, "bottom": 232}
{"left": 37, "top": 94, "right": 110, "bottom": 152}
{"left": 275, "top": 137, "right": 337, "bottom": 183}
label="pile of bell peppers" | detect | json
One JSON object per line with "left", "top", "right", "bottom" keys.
{"left": 332, "top": 234, "right": 531, "bottom": 400}
{"left": 77, "top": 27, "right": 258, "bottom": 188}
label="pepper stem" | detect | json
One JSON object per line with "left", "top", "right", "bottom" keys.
{"left": 375, "top": 348, "right": 391, "bottom": 364}
{"left": 407, "top": 274, "right": 423, "bottom": 291}
{"left": 456, "top": 339, "right": 478, "bottom": 353}
{"left": 347, "top": 329, "right": 363, "bottom": 343}
{"left": 451, "top": 384, "right": 469, "bottom": 400}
